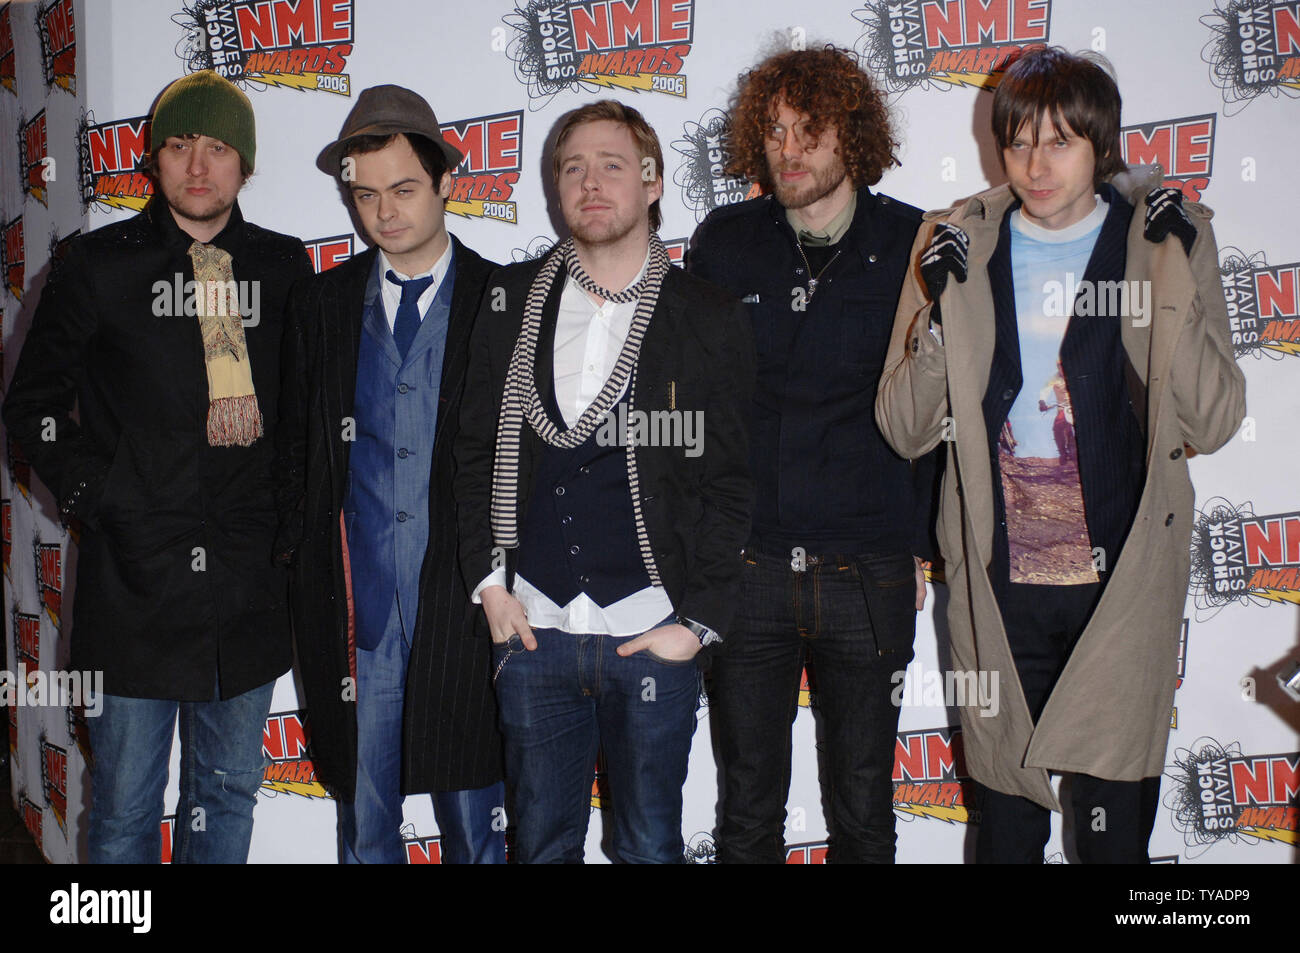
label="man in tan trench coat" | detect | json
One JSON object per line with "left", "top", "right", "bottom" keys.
{"left": 876, "top": 47, "right": 1246, "bottom": 862}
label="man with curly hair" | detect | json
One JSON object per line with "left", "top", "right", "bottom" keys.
{"left": 688, "top": 46, "right": 935, "bottom": 864}
{"left": 876, "top": 47, "right": 1245, "bottom": 862}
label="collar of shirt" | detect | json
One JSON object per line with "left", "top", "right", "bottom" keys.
{"left": 787, "top": 190, "right": 857, "bottom": 247}
{"left": 552, "top": 247, "right": 651, "bottom": 428}
{"left": 377, "top": 239, "right": 454, "bottom": 333}
{"left": 1010, "top": 194, "right": 1108, "bottom": 244}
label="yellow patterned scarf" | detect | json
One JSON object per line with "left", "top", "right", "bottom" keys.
{"left": 188, "top": 240, "right": 263, "bottom": 447}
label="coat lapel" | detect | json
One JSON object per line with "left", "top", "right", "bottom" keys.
{"left": 361, "top": 255, "right": 402, "bottom": 369}
{"left": 432, "top": 239, "right": 491, "bottom": 458}
{"left": 633, "top": 268, "right": 678, "bottom": 404}
{"left": 321, "top": 248, "right": 373, "bottom": 503}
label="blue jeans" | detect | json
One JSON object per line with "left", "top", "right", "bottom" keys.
{"left": 87, "top": 680, "right": 275, "bottom": 864}
{"left": 339, "top": 597, "right": 506, "bottom": 864}
{"left": 492, "top": 624, "right": 700, "bottom": 863}
{"left": 709, "top": 547, "right": 916, "bottom": 863}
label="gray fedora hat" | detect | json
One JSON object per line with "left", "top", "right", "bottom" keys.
{"left": 315, "top": 84, "right": 463, "bottom": 175}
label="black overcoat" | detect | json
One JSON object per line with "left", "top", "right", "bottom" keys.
{"left": 275, "top": 237, "right": 504, "bottom": 797}
{"left": 3, "top": 200, "right": 312, "bottom": 700}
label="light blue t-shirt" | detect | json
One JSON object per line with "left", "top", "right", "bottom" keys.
{"left": 1002, "top": 196, "right": 1107, "bottom": 585}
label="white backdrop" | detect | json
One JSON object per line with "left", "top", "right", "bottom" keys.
{"left": 3, "top": 0, "right": 1298, "bottom": 863}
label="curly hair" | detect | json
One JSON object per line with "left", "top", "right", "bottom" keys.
{"left": 725, "top": 46, "right": 899, "bottom": 191}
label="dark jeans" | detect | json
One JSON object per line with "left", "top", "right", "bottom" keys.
{"left": 492, "top": 624, "right": 700, "bottom": 864}
{"left": 710, "top": 547, "right": 917, "bottom": 864}
{"left": 974, "top": 581, "right": 1160, "bottom": 863}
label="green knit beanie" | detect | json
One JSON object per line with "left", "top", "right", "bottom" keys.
{"left": 151, "top": 70, "right": 256, "bottom": 171}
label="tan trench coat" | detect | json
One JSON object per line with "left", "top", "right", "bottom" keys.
{"left": 875, "top": 167, "right": 1247, "bottom": 809}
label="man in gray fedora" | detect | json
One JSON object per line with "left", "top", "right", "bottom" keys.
{"left": 275, "top": 85, "right": 505, "bottom": 863}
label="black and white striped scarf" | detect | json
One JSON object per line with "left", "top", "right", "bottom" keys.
{"left": 490, "top": 234, "right": 670, "bottom": 585}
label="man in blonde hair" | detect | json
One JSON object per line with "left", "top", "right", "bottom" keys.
{"left": 456, "top": 100, "right": 754, "bottom": 863}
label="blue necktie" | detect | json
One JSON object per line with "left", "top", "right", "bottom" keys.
{"left": 386, "top": 270, "right": 434, "bottom": 360}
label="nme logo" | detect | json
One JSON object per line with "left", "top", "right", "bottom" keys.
{"left": 662, "top": 237, "right": 686, "bottom": 266}
{"left": 785, "top": 840, "right": 829, "bottom": 863}
{"left": 2, "top": 214, "right": 24, "bottom": 301}
{"left": 161, "top": 815, "right": 175, "bottom": 863}
{"left": 441, "top": 111, "right": 523, "bottom": 224}
{"left": 34, "top": 540, "right": 61, "bottom": 628}
{"left": 1216, "top": 246, "right": 1300, "bottom": 359}
{"left": 1190, "top": 499, "right": 1300, "bottom": 610}
{"left": 18, "top": 111, "right": 47, "bottom": 206}
{"left": 175, "top": 0, "right": 355, "bottom": 95}
{"left": 304, "top": 233, "right": 352, "bottom": 272}
{"left": 14, "top": 607, "right": 39, "bottom": 673}
{"left": 21, "top": 794, "right": 42, "bottom": 844}
{"left": 505, "top": 0, "right": 694, "bottom": 106}
{"left": 892, "top": 725, "right": 975, "bottom": 823}
{"left": 1169, "top": 738, "right": 1298, "bottom": 846}
{"left": 1202, "top": 0, "right": 1300, "bottom": 114}
{"left": 856, "top": 0, "right": 1051, "bottom": 93}
{"left": 261, "top": 710, "right": 330, "bottom": 798}
{"left": 36, "top": 0, "right": 74, "bottom": 94}
{"left": 403, "top": 832, "right": 443, "bottom": 864}
{"left": 39, "top": 737, "right": 68, "bottom": 835}
{"left": 0, "top": 3, "right": 15, "bottom": 95}
{"left": 78, "top": 113, "right": 152, "bottom": 212}
{"left": 1121, "top": 114, "right": 1216, "bottom": 202}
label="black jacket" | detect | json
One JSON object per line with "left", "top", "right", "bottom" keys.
{"left": 275, "top": 237, "right": 504, "bottom": 797}
{"left": 454, "top": 249, "right": 756, "bottom": 639}
{"left": 2, "top": 199, "right": 312, "bottom": 700}
{"left": 689, "top": 188, "right": 937, "bottom": 558}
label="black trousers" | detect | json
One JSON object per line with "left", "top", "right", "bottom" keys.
{"left": 709, "top": 547, "right": 916, "bottom": 864}
{"left": 975, "top": 582, "right": 1161, "bottom": 863}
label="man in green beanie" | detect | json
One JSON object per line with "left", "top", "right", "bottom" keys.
{"left": 4, "top": 70, "right": 313, "bottom": 863}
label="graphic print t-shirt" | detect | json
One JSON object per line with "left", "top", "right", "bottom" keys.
{"left": 1002, "top": 198, "right": 1107, "bottom": 585}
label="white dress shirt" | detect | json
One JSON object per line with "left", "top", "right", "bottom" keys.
{"left": 474, "top": 250, "right": 676, "bottom": 636}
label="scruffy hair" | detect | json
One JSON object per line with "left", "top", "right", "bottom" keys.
{"left": 992, "top": 46, "right": 1125, "bottom": 186}
{"left": 551, "top": 99, "right": 665, "bottom": 231}
{"left": 725, "top": 46, "right": 899, "bottom": 191}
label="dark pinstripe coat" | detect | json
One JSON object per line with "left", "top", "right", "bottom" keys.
{"left": 274, "top": 237, "right": 504, "bottom": 798}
